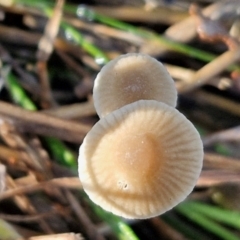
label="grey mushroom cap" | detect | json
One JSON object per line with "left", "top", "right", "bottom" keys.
{"left": 78, "top": 100, "right": 203, "bottom": 219}
{"left": 93, "top": 53, "right": 178, "bottom": 118}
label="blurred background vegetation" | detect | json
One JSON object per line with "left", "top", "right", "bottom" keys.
{"left": 0, "top": 0, "right": 240, "bottom": 239}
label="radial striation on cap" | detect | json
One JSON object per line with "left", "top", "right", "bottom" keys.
{"left": 93, "top": 53, "right": 178, "bottom": 118}
{"left": 78, "top": 100, "right": 203, "bottom": 219}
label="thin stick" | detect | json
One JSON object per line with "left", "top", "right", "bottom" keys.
{"left": 165, "top": 0, "right": 240, "bottom": 44}
{"left": 197, "top": 170, "right": 240, "bottom": 187}
{"left": 0, "top": 101, "right": 91, "bottom": 143}
{"left": 0, "top": 177, "right": 81, "bottom": 201}
{"left": 43, "top": 99, "right": 96, "bottom": 119}
{"left": 92, "top": 6, "right": 188, "bottom": 25}
{"left": 178, "top": 49, "right": 240, "bottom": 93}
{"left": 66, "top": 190, "right": 105, "bottom": 240}
{"left": 0, "top": 212, "right": 56, "bottom": 223}
{"left": 204, "top": 153, "right": 240, "bottom": 172}
{"left": 150, "top": 217, "right": 187, "bottom": 240}
{"left": 195, "top": 91, "right": 240, "bottom": 119}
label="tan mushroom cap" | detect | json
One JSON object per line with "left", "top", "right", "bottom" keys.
{"left": 93, "top": 53, "right": 177, "bottom": 118}
{"left": 78, "top": 100, "right": 203, "bottom": 219}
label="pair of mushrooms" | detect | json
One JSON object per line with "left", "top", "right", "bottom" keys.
{"left": 78, "top": 53, "right": 203, "bottom": 219}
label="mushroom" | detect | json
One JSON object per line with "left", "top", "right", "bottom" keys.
{"left": 93, "top": 53, "right": 177, "bottom": 118}
{"left": 78, "top": 100, "right": 203, "bottom": 219}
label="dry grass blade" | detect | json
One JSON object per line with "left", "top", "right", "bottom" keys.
{"left": 0, "top": 144, "right": 31, "bottom": 169}
{"left": 0, "top": 101, "right": 91, "bottom": 143}
{"left": 5, "top": 175, "right": 54, "bottom": 234}
{"left": 37, "top": 0, "right": 64, "bottom": 61}
{"left": 150, "top": 217, "right": 187, "bottom": 240}
{"left": 194, "top": 91, "right": 240, "bottom": 118}
{"left": 29, "top": 233, "right": 84, "bottom": 240}
{"left": 36, "top": 0, "right": 64, "bottom": 108}
{"left": 56, "top": 50, "right": 93, "bottom": 99}
{"left": 0, "top": 177, "right": 81, "bottom": 201}
{"left": 203, "top": 125, "right": 240, "bottom": 146}
{"left": 165, "top": 64, "right": 232, "bottom": 90}
{"left": 65, "top": 190, "right": 105, "bottom": 240}
{"left": 178, "top": 49, "right": 240, "bottom": 93}
{"left": 0, "top": 24, "right": 41, "bottom": 46}
{"left": 43, "top": 100, "right": 95, "bottom": 119}
{"left": 0, "top": 212, "right": 56, "bottom": 223}
{"left": 197, "top": 170, "right": 240, "bottom": 187}
{"left": 0, "top": 164, "right": 6, "bottom": 193}
{"left": 0, "top": 120, "right": 51, "bottom": 174}
{"left": 65, "top": 17, "right": 144, "bottom": 46}
{"left": 204, "top": 153, "right": 240, "bottom": 172}
{"left": 92, "top": 6, "right": 188, "bottom": 25}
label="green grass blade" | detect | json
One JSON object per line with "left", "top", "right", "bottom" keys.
{"left": 186, "top": 201, "right": 240, "bottom": 230}
{"left": 177, "top": 202, "right": 239, "bottom": 240}
{"left": 6, "top": 73, "right": 37, "bottom": 111}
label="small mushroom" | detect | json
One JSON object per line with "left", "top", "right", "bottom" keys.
{"left": 78, "top": 100, "right": 203, "bottom": 219}
{"left": 93, "top": 53, "right": 177, "bottom": 118}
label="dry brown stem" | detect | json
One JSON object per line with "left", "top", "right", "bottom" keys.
{"left": 194, "top": 90, "right": 240, "bottom": 119}
{"left": 5, "top": 175, "right": 54, "bottom": 233}
{"left": 197, "top": 170, "right": 240, "bottom": 187}
{"left": 65, "top": 17, "right": 144, "bottom": 46}
{"left": 92, "top": 6, "right": 188, "bottom": 25}
{"left": 150, "top": 217, "right": 187, "bottom": 240}
{"left": 43, "top": 99, "right": 96, "bottom": 119}
{"left": 65, "top": 190, "right": 105, "bottom": 240}
{"left": 36, "top": 0, "right": 64, "bottom": 108}
{"left": 29, "top": 233, "right": 84, "bottom": 240}
{"left": 37, "top": 0, "right": 64, "bottom": 61}
{"left": 0, "top": 177, "right": 81, "bottom": 201}
{"left": 0, "top": 101, "right": 91, "bottom": 143}
{"left": 178, "top": 49, "right": 240, "bottom": 93}
{"left": 204, "top": 153, "right": 240, "bottom": 172}
{"left": 0, "top": 211, "right": 57, "bottom": 223}
{"left": 203, "top": 125, "right": 240, "bottom": 146}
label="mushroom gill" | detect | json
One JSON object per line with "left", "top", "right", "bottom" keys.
{"left": 78, "top": 100, "right": 203, "bottom": 219}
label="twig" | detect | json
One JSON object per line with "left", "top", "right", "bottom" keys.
{"left": 36, "top": 0, "right": 64, "bottom": 108}
{"left": 56, "top": 50, "right": 93, "bottom": 99}
{"left": 203, "top": 125, "right": 240, "bottom": 146}
{"left": 42, "top": 99, "right": 95, "bottom": 119}
{"left": 194, "top": 90, "right": 240, "bottom": 119}
{"left": 91, "top": 6, "right": 188, "bottom": 25}
{"left": 0, "top": 120, "right": 52, "bottom": 174}
{"left": 204, "top": 153, "right": 240, "bottom": 172}
{"left": 178, "top": 49, "right": 240, "bottom": 93}
{"left": 0, "top": 24, "right": 41, "bottom": 46}
{"left": 197, "top": 170, "right": 240, "bottom": 187}
{"left": 65, "top": 190, "right": 105, "bottom": 240}
{"left": 0, "top": 177, "right": 81, "bottom": 201}
{"left": 29, "top": 233, "right": 84, "bottom": 240}
{"left": 6, "top": 175, "right": 54, "bottom": 234}
{"left": 0, "top": 101, "right": 91, "bottom": 143}
{"left": 64, "top": 17, "right": 144, "bottom": 46}
{"left": 37, "top": 0, "right": 64, "bottom": 61}
{"left": 0, "top": 144, "right": 29, "bottom": 164}
{"left": 0, "top": 211, "right": 56, "bottom": 223}
{"left": 150, "top": 217, "right": 187, "bottom": 240}
{"left": 164, "top": 64, "right": 232, "bottom": 90}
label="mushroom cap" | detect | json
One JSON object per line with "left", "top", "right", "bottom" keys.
{"left": 78, "top": 100, "right": 203, "bottom": 219}
{"left": 93, "top": 53, "right": 177, "bottom": 118}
